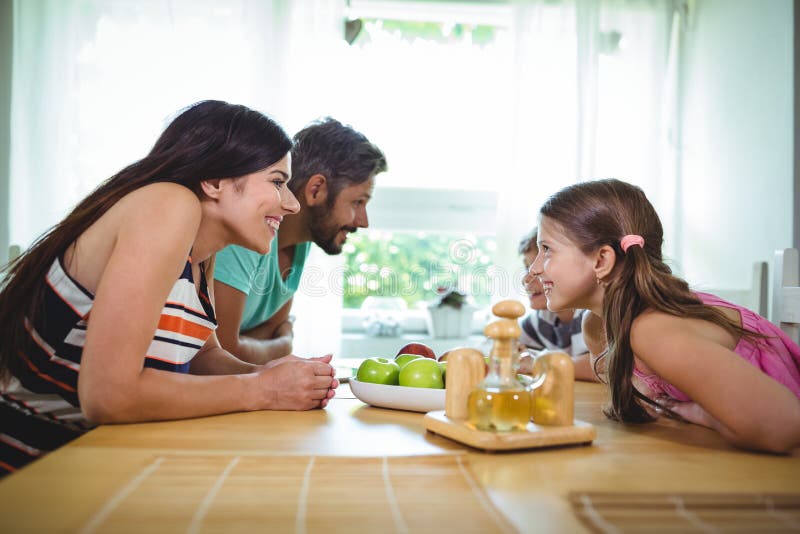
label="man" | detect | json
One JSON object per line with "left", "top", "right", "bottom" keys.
{"left": 213, "top": 118, "right": 387, "bottom": 364}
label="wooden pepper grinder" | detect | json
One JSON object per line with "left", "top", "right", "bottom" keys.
{"left": 489, "top": 300, "right": 526, "bottom": 364}
{"left": 443, "top": 347, "right": 485, "bottom": 420}
{"left": 531, "top": 352, "right": 574, "bottom": 426}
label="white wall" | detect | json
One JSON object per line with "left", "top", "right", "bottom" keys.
{"left": 0, "top": 0, "right": 11, "bottom": 264}
{"left": 678, "top": 0, "right": 794, "bottom": 292}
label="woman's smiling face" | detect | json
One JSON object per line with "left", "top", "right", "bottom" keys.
{"left": 216, "top": 153, "right": 300, "bottom": 255}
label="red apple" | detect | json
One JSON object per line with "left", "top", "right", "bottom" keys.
{"left": 396, "top": 342, "right": 436, "bottom": 360}
{"left": 436, "top": 350, "right": 463, "bottom": 363}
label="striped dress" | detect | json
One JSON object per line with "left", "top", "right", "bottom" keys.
{"left": 0, "top": 255, "right": 217, "bottom": 476}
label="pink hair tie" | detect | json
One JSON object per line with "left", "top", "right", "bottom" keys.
{"left": 620, "top": 234, "right": 645, "bottom": 252}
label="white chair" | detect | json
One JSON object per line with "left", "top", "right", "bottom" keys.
{"left": 8, "top": 244, "right": 21, "bottom": 262}
{"left": 0, "top": 245, "right": 22, "bottom": 284}
{"left": 771, "top": 248, "right": 800, "bottom": 345}
{"left": 709, "top": 261, "right": 769, "bottom": 318}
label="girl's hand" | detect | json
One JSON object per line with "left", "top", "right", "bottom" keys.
{"left": 517, "top": 349, "right": 545, "bottom": 375}
{"left": 656, "top": 397, "right": 721, "bottom": 430}
{"left": 518, "top": 353, "right": 535, "bottom": 375}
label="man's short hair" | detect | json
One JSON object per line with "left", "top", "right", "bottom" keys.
{"left": 289, "top": 118, "right": 387, "bottom": 204}
{"left": 518, "top": 227, "right": 538, "bottom": 256}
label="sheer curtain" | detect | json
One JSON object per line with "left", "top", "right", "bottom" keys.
{"left": 10, "top": 0, "right": 292, "bottom": 248}
{"left": 8, "top": 0, "right": 349, "bottom": 359}
{"left": 502, "top": 0, "right": 677, "bottom": 267}
{"left": 7, "top": 0, "right": 680, "bottom": 357}
{"left": 280, "top": 0, "right": 349, "bottom": 358}
{"left": 10, "top": 0, "right": 102, "bottom": 249}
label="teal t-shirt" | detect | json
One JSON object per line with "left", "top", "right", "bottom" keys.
{"left": 214, "top": 237, "right": 311, "bottom": 332}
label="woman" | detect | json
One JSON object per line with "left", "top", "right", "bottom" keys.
{"left": 0, "top": 101, "right": 337, "bottom": 476}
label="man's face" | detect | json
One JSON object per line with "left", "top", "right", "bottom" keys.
{"left": 309, "top": 176, "right": 375, "bottom": 254}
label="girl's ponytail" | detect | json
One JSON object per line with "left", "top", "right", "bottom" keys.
{"left": 603, "top": 243, "right": 652, "bottom": 422}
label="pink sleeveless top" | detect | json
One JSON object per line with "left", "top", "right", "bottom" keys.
{"left": 632, "top": 292, "right": 800, "bottom": 402}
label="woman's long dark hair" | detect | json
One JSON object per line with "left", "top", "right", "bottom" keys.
{"left": 0, "top": 100, "right": 292, "bottom": 381}
{"left": 540, "top": 178, "right": 756, "bottom": 422}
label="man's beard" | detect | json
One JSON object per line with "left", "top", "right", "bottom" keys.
{"left": 308, "top": 204, "right": 357, "bottom": 255}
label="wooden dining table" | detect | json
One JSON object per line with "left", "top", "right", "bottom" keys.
{"left": 0, "top": 381, "right": 797, "bottom": 533}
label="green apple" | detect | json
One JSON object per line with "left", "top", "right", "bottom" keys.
{"left": 438, "top": 361, "right": 447, "bottom": 385}
{"left": 356, "top": 357, "right": 400, "bottom": 385}
{"left": 395, "top": 353, "right": 423, "bottom": 369}
{"left": 398, "top": 358, "right": 444, "bottom": 389}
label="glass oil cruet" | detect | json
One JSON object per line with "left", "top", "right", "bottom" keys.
{"left": 467, "top": 300, "right": 541, "bottom": 432}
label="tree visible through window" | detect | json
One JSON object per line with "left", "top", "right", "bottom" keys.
{"left": 342, "top": 231, "right": 498, "bottom": 309}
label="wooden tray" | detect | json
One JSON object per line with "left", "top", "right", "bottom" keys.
{"left": 424, "top": 410, "right": 596, "bottom": 451}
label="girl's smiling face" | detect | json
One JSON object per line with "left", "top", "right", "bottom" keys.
{"left": 530, "top": 215, "right": 601, "bottom": 312}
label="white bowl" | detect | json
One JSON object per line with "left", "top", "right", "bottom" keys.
{"left": 349, "top": 378, "right": 445, "bottom": 413}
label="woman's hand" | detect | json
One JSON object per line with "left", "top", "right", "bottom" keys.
{"left": 249, "top": 354, "right": 338, "bottom": 411}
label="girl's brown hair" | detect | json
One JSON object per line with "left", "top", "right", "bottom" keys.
{"left": 539, "top": 178, "right": 754, "bottom": 422}
{"left": 0, "top": 100, "right": 292, "bottom": 381}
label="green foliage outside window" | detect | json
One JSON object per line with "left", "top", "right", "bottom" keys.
{"left": 354, "top": 19, "right": 499, "bottom": 47}
{"left": 342, "top": 231, "right": 498, "bottom": 309}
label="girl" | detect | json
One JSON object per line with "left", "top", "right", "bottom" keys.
{"left": 0, "top": 101, "right": 337, "bottom": 476}
{"left": 517, "top": 227, "right": 596, "bottom": 381}
{"left": 528, "top": 178, "right": 800, "bottom": 453}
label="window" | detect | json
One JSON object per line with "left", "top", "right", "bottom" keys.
{"left": 343, "top": 230, "right": 499, "bottom": 309}
{"left": 328, "top": 2, "right": 515, "bottom": 327}
{"left": 343, "top": 186, "right": 502, "bottom": 313}
{"left": 331, "top": 2, "right": 514, "bottom": 192}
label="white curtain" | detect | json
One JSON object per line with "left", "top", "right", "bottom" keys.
{"left": 11, "top": 1, "right": 101, "bottom": 249}
{"left": 7, "top": 0, "right": 680, "bottom": 357}
{"left": 8, "top": 0, "right": 348, "bottom": 359}
{"left": 497, "top": 0, "right": 678, "bottom": 282}
{"left": 281, "top": 0, "right": 349, "bottom": 358}
{"left": 10, "top": 0, "right": 292, "bottom": 248}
